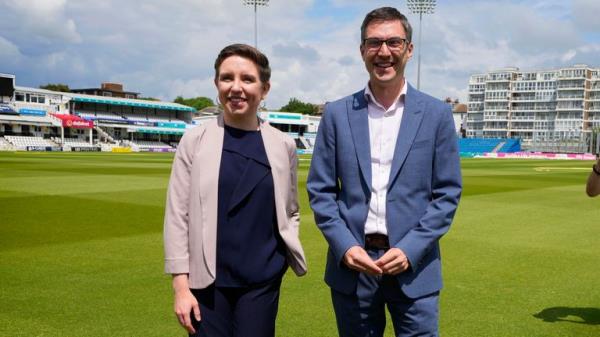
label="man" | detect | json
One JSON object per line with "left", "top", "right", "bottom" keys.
{"left": 307, "top": 7, "right": 462, "bottom": 337}
{"left": 586, "top": 155, "right": 600, "bottom": 196}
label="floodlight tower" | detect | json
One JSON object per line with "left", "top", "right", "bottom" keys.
{"left": 406, "top": 0, "right": 436, "bottom": 90}
{"left": 243, "top": 0, "right": 269, "bottom": 48}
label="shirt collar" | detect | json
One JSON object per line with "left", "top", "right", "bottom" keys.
{"left": 364, "top": 80, "right": 408, "bottom": 109}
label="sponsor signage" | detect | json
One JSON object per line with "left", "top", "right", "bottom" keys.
{"left": 144, "top": 148, "right": 176, "bottom": 153}
{"left": 69, "top": 147, "right": 101, "bottom": 152}
{"left": 156, "top": 122, "right": 186, "bottom": 129}
{"left": 53, "top": 113, "right": 94, "bottom": 129}
{"left": 0, "top": 104, "right": 16, "bottom": 114}
{"left": 20, "top": 108, "right": 46, "bottom": 116}
{"left": 64, "top": 119, "right": 94, "bottom": 129}
{"left": 133, "top": 120, "right": 155, "bottom": 126}
{"left": 112, "top": 147, "right": 132, "bottom": 153}
{"left": 26, "top": 146, "right": 61, "bottom": 152}
{"left": 96, "top": 118, "right": 129, "bottom": 125}
{"left": 136, "top": 128, "right": 185, "bottom": 135}
{"left": 268, "top": 113, "right": 302, "bottom": 120}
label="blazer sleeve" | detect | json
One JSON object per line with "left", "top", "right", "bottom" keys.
{"left": 163, "top": 127, "right": 202, "bottom": 274}
{"left": 395, "top": 105, "right": 462, "bottom": 271}
{"left": 307, "top": 106, "right": 360, "bottom": 266}
{"left": 287, "top": 137, "right": 300, "bottom": 232}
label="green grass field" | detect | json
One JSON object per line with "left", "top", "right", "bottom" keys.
{"left": 1, "top": 152, "right": 599, "bottom": 336}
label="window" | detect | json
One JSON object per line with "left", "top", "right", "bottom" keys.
{"left": 15, "top": 92, "right": 24, "bottom": 101}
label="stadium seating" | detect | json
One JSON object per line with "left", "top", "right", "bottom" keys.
{"left": 0, "top": 137, "right": 14, "bottom": 150}
{"left": 128, "top": 140, "right": 173, "bottom": 150}
{"left": 458, "top": 138, "right": 520, "bottom": 154}
{"left": 59, "top": 137, "right": 96, "bottom": 148}
{"left": 499, "top": 139, "right": 521, "bottom": 152}
{"left": 78, "top": 111, "right": 126, "bottom": 121}
{"left": 4, "top": 135, "right": 58, "bottom": 148}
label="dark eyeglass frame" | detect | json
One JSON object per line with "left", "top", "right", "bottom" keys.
{"left": 362, "top": 37, "right": 408, "bottom": 51}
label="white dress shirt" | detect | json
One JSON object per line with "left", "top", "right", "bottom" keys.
{"left": 364, "top": 82, "right": 407, "bottom": 235}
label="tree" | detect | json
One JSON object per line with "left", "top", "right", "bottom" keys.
{"left": 280, "top": 97, "right": 318, "bottom": 115}
{"left": 138, "top": 97, "right": 161, "bottom": 101}
{"left": 39, "top": 83, "right": 70, "bottom": 92}
{"left": 173, "top": 96, "right": 214, "bottom": 111}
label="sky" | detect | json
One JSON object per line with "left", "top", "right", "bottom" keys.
{"left": 1, "top": 0, "right": 599, "bottom": 109}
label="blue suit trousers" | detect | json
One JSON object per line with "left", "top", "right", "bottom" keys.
{"left": 331, "top": 248, "right": 439, "bottom": 337}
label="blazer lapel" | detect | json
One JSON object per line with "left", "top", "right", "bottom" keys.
{"left": 197, "top": 114, "right": 224, "bottom": 278}
{"left": 388, "top": 84, "right": 425, "bottom": 188}
{"left": 347, "top": 91, "right": 372, "bottom": 191}
{"left": 260, "top": 120, "right": 285, "bottom": 192}
{"left": 260, "top": 121, "right": 287, "bottom": 231}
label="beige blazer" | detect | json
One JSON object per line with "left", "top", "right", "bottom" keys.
{"left": 163, "top": 115, "right": 307, "bottom": 289}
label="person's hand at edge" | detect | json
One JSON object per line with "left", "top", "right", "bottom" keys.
{"left": 343, "top": 246, "right": 383, "bottom": 275}
{"left": 173, "top": 274, "right": 201, "bottom": 334}
{"left": 374, "top": 248, "right": 410, "bottom": 275}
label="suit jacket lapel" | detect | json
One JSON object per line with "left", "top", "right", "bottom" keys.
{"left": 388, "top": 84, "right": 424, "bottom": 188}
{"left": 347, "top": 91, "right": 372, "bottom": 191}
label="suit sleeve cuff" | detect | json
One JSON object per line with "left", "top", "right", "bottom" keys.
{"left": 331, "top": 232, "right": 361, "bottom": 267}
{"left": 164, "top": 258, "right": 189, "bottom": 274}
{"left": 394, "top": 239, "right": 426, "bottom": 273}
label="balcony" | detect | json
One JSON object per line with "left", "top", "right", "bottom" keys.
{"left": 555, "top": 107, "right": 583, "bottom": 112}
{"left": 510, "top": 117, "right": 536, "bottom": 121}
{"left": 557, "top": 85, "right": 585, "bottom": 90}
{"left": 556, "top": 95, "right": 584, "bottom": 101}
{"left": 483, "top": 117, "right": 509, "bottom": 122}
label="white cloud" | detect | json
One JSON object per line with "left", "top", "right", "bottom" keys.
{"left": 0, "top": 36, "right": 20, "bottom": 59}
{"left": 561, "top": 49, "right": 577, "bottom": 62}
{"left": 1, "top": 0, "right": 81, "bottom": 46}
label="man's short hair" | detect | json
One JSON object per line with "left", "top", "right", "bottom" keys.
{"left": 214, "top": 44, "right": 271, "bottom": 84}
{"left": 360, "top": 7, "right": 413, "bottom": 43}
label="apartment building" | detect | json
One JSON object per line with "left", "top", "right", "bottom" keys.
{"left": 466, "top": 64, "right": 600, "bottom": 147}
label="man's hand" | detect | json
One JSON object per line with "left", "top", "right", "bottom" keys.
{"left": 343, "top": 246, "right": 383, "bottom": 275}
{"left": 374, "top": 248, "right": 410, "bottom": 275}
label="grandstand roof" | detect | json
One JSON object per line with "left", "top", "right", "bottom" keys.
{"left": 63, "top": 92, "right": 196, "bottom": 112}
{"left": 14, "top": 86, "right": 66, "bottom": 96}
{"left": 0, "top": 113, "right": 56, "bottom": 126}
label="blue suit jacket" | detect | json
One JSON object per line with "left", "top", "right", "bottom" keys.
{"left": 307, "top": 84, "right": 462, "bottom": 299}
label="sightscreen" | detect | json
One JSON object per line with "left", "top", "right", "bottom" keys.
{"left": 0, "top": 76, "right": 15, "bottom": 97}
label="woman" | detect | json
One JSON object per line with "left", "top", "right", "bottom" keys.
{"left": 163, "top": 44, "right": 307, "bottom": 337}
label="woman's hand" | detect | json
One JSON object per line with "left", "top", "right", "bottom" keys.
{"left": 172, "top": 274, "right": 201, "bottom": 334}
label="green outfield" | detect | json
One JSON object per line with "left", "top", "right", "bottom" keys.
{"left": 0, "top": 152, "right": 599, "bottom": 337}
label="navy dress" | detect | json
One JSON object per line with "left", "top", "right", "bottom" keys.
{"left": 191, "top": 124, "right": 287, "bottom": 337}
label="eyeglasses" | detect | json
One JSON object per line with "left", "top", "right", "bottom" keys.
{"left": 362, "top": 37, "right": 408, "bottom": 51}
